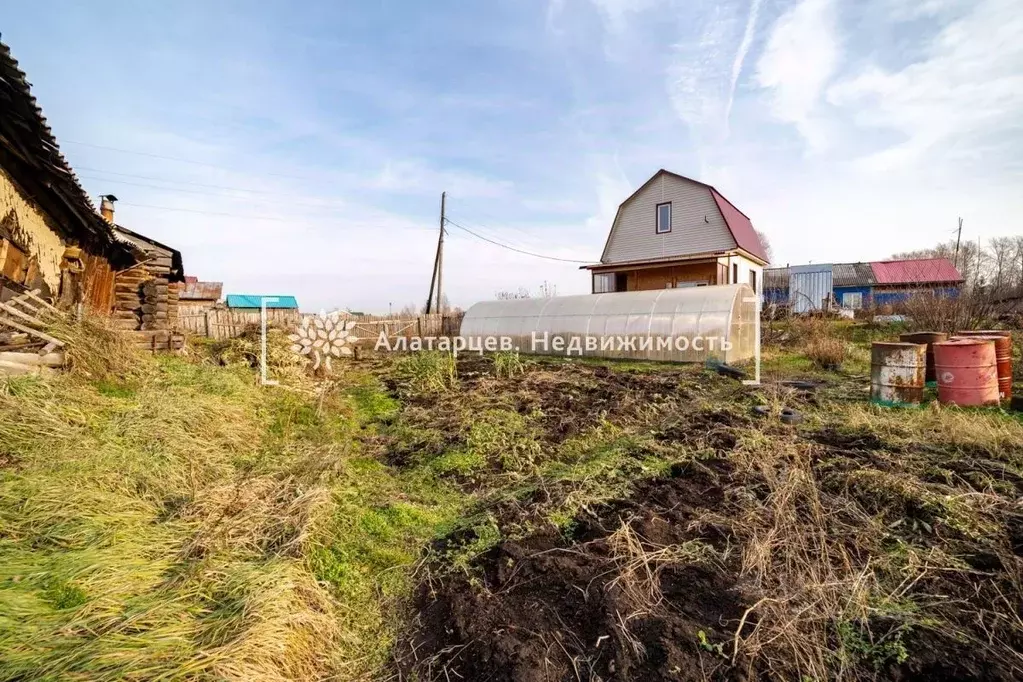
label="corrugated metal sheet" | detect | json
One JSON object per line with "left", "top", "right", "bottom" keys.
{"left": 226, "top": 294, "right": 299, "bottom": 309}
{"left": 871, "top": 258, "right": 962, "bottom": 285}
{"left": 461, "top": 284, "right": 756, "bottom": 364}
{"left": 602, "top": 173, "right": 736, "bottom": 264}
{"left": 832, "top": 262, "right": 875, "bottom": 287}
{"left": 181, "top": 280, "right": 223, "bottom": 301}
{"left": 790, "top": 264, "right": 833, "bottom": 313}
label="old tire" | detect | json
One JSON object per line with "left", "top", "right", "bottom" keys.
{"left": 780, "top": 408, "right": 803, "bottom": 425}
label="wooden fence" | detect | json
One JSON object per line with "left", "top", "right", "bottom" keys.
{"left": 178, "top": 308, "right": 464, "bottom": 343}
{"left": 178, "top": 308, "right": 301, "bottom": 340}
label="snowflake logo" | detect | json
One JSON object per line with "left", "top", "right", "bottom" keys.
{"left": 289, "top": 310, "right": 357, "bottom": 372}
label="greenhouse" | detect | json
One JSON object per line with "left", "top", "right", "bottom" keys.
{"left": 460, "top": 283, "right": 757, "bottom": 364}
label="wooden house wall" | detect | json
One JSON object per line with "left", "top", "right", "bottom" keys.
{"left": 81, "top": 252, "right": 115, "bottom": 314}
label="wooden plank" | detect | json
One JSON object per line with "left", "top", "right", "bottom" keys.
{"left": 22, "top": 290, "right": 60, "bottom": 316}
{"left": 0, "top": 300, "right": 44, "bottom": 328}
{"left": 0, "top": 314, "right": 63, "bottom": 346}
{"left": 0, "top": 351, "right": 63, "bottom": 367}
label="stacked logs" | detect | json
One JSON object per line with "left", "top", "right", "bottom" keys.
{"left": 112, "top": 266, "right": 147, "bottom": 331}
{"left": 141, "top": 276, "right": 169, "bottom": 331}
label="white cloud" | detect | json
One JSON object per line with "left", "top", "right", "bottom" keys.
{"left": 827, "top": 0, "right": 1023, "bottom": 172}
{"left": 756, "top": 0, "right": 839, "bottom": 152}
{"left": 726, "top": 0, "right": 763, "bottom": 125}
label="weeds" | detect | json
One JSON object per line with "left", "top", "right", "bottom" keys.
{"left": 393, "top": 352, "right": 457, "bottom": 397}
{"left": 492, "top": 350, "right": 525, "bottom": 378}
{"left": 805, "top": 335, "right": 848, "bottom": 370}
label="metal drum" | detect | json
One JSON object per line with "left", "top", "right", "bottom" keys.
{"left": 954, "top": 331, "right": 1012, "bottom": 401}
{"left": 933, "top": 339, "right": 1000, "bottom": 407}
{"left": 870, "top": 342, "right": 926, "bottom": 406}
{"left": 899, "top": 331, "right": 948, "bottom": 383}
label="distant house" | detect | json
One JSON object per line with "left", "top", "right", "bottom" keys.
{"left": 226, "top": 294, "right": 300, "bottom": 326}
{"left": 582, "top": 169, "right": 769, "bottom": 293}
{"left": 0, "top": 41, "right": 138, "bottom": 311}
{"left": 179, "top": 276, "right": 223, "bottom": 316}
{"left": 764, "top": 258, "right": 963, "bottom": 311}
{"left": 226, "top": 294, "right": 299, "bottom": 310}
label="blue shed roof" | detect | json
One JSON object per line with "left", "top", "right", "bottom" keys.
{"left": 226, "top": 294, "right": 299, "bottom": 309}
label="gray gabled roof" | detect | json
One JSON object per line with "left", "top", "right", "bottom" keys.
{"left": 832, "top": 262, "right": 875, "bottom": 288}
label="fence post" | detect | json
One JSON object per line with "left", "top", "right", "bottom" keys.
{"left": 204, "top": 310, "right": 210, "bottom": 338}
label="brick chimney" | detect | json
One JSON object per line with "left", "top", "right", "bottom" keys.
{"left": 100, "top": 194, "right": 118, "bottom": 223}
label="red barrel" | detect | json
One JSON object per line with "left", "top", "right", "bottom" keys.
{"left": 933, "top": 339, "right": 1000, "bottom": 407}
{"left": 955, "top": 331, "right": 1012, "bottom": 401}
{"left": 899, "top": 331, "right": 948, "bottom": 383}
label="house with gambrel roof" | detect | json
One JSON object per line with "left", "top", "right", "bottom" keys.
{"left": 582, "top": 169, "right": 769, "bottom": 294}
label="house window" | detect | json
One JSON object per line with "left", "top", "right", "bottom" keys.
{"left": 749, "top": 270, "right": 757, "bottom": 293}
{"left": 593, "top": 273, "right": 617, "bottom": 293}
{"left": 842, "top": 291, "right": 863, "bottom": 309}
{"left": 656, "top": 202, "right": 672, "bottom": 234}
{"left": 732, "top": 263, "right": 738, "bottom": 284}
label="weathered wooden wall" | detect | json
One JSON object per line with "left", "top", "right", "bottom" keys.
{"left": 81, "top": 252, "right": 115, "bottom": 314}
{"left": 179, "top": 310, "right": 464, "bottom": 343}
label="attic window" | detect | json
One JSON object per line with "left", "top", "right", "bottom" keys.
{"left": 656, "top": 202, "right": 671, "bottom": 234}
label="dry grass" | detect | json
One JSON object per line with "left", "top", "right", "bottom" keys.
{"left": 0, "top": 319, "right": 468, "bottom": 681}
{"left": 804, "top": 335, "right": 848, "bottom": 370}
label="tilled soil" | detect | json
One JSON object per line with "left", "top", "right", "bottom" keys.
{"left": 390, "top": 357, "right": 1023, "bottom": 682}
{"left": 398, "top": 461, "right": 752, "bottom": 682}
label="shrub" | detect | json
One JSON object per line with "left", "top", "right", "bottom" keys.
{"left": 805, "top": 335, "right": 847, "bottom": 370}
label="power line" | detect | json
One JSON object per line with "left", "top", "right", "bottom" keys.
{"left": 443, "top": 217, "right": 592, "bottom": 264}
{"left": 78, "top": 173, "right": 348, "bottom": 210}
{"left": 77, "top": 166, "right": 274, "bottom": 194}
{"left": 116, "top": 201, "right": 434, "bottom": 231}
{"left": 63, "top": 139, "right": 316, "bottom": 181}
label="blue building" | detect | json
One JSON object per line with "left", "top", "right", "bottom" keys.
{"left": 764, "top": 258, "right": 963, "bottom": 311}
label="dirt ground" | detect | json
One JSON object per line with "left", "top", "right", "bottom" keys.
{"left": 388, "top": 354, "right": 1023, "bottom": 682}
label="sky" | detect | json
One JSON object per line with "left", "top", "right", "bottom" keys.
{"left": 2, "top": 0, "right": 1021, "bottom": 312}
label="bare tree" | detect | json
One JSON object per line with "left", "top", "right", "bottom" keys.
{"left": 537, "top": 280, "right": 557, "bottom": 298}
{"left": 755, "top": 230, "right": 773, "bottom": 263}
{"left": 495, "top": 287, "right": 531, "bottom": 300}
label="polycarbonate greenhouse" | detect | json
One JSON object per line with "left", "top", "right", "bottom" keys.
{"left": 460, "top": 283, "right": 757, "bottom": 364}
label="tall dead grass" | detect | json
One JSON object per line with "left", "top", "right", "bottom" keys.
{"left": 0, "top": 326, "right": 352, "bottom": 681}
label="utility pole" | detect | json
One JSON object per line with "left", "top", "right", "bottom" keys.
{"left": 953, "top": 216, "right": 963, "bottom": 269}
{"left": 425, "top": 191, "right": 446, "bottom": 314}
{"left": 436, "top": 191, "right": 445, "bottom": 314}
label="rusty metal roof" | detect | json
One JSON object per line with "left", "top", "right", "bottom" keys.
{"left": 832, "top": 262, "right": 875, "bottom": 288}
{"left": 0, "top": 41, "right": 135, "bottom": 267}
{"left": 180, "top": 280, "right": 223, "bottom": 301}
{"left": 871, "top": 258, "right": 963, "bottom": 285}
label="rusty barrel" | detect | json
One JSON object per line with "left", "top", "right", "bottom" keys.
{"left": 954, "top": 331, "right": 1012, "bottom": 401}
{"left": 899, "top": 331, "right": 948, "bottom": 383}
{"left": 870, "top": 342, "right": 926, "bottom": 406}
{"left": 933, "top": 339, "right": 1000, "bottom": 407}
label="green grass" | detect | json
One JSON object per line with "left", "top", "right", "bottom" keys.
{"left": 0, "top": 333, "right": 472, "bottom": 681}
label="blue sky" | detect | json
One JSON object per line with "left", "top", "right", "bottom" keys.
{"left": 3, "top": 0, "right": 1020, "bottom": 311}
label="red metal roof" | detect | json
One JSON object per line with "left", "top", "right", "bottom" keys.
{"left": 709, "top": 188, "right": 769, "bottom": 263}
{"left": 870, "top": 258, "right": 963, "bottom": 285}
